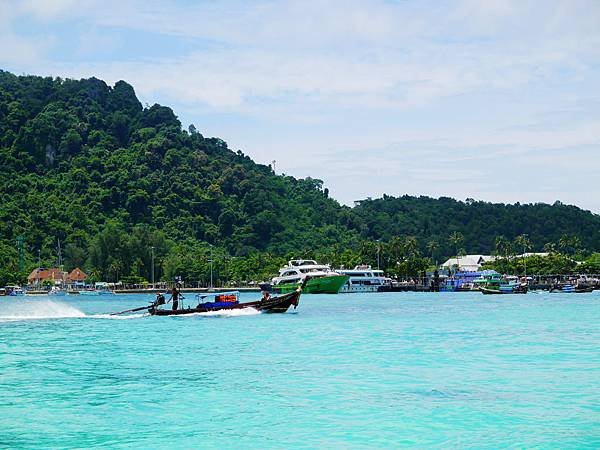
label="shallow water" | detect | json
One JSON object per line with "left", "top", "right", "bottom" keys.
{"left": 1, "top": 291, "right": 599, "bottom": 449}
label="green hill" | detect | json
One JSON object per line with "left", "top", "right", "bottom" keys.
{"left": 1, "top": 70, "right": 599, "bottom": 284}
{"left": 352, "top": 195, "right": 600, "bottom": 257}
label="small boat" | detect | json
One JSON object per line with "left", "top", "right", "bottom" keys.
{"left": 475, "top": 272, "right": 528, "bottom": 295}
{"left": 549, "top": 283, "right": 594, "bottom": 293}
{"left": 48, "top": 287, "right": 67, "bottom": 296}
{"left": 6, "top": 286, "right": 25, "bottom": 296}
{"left": 480, "top": 284, "right": 528, "bottom": 295}
{"left": 147, "top": 288, "right": 302, "bottom": 316}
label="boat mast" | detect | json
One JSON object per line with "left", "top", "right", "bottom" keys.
{"left": 56, "top": 238, "right": 63, "bottom": 267}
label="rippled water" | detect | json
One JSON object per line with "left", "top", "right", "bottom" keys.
{"left": 1, "top": 291, "right": 599, "bottom": 449}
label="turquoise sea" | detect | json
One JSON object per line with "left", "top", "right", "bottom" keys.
{"left": 1, "top": 291, "right": 599, "bottom": 449}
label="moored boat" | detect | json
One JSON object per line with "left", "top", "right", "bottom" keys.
{"left": 5, "top": 286, "right": 25, "bottom": 296}
{"left": 48, "top": 286, "right": 67, "bottom": 296}
{"left": 269, "top": 259, "right": 349, "bottom": 294}
{"left": 479, "top": 284, "right": 528, "bottom": 295}
{"left": 475, "top": 273, "right": 528, "bottom": 294}
{"left": 549, "top": 283, "right": 594, "bottom": 293}
{"left": 337, "top": 265, "right": 391, "bottom": 293}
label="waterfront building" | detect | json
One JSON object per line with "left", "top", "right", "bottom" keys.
{"left": 26, "top": 267, "right": 88, "bottom": 288}
{"left": 27, "top": 268, "right": 67, "bottom": 287}
{"left": 440, "top": 255, "right": 496, "bottom": 272}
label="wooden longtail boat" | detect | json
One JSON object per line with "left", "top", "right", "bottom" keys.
{"left": 549, "top": 284, "right": 594, "bottom": 293}
{"left": 480, "top": 284, "right": 528, "bottom": 295}
{"left": 149, "top": 288, "right": 301, "bottom": 316}
{"left": 109, "top": 280, "right": 306, "bottom": 317}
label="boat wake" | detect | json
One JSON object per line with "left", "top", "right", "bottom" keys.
{"left": 175, "top": 307, "right": 261, "bottom": 318}
{"left": 0, "top": 299, "right": 260, "bottom": 322}
{"left": 0, "top": 300, "right": 150, "bottom": 322}
{"left": 85, "top": 313, "right": 148, "bottom": 320}
{"left": 0, "top": 300, "right": 85, "bottom": 322}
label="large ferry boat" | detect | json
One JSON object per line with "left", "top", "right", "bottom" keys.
{"left": 337, "top": 265, "right": 391, "bottom": 293}
{"left": 269, "top": 260, "right": 349, "bottom": 294}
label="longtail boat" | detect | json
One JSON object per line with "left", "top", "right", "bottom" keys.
{"left": 111, "top": 281, "right": 304, "bottom": 317}
{"left": 480, "top": 283, "right": 528, "bottom": 295}
{"left": 549, "top": 284, "right": 594, "bottom": 293}
{"left": 150, "top": 288, "right": 301, "bottom": 316}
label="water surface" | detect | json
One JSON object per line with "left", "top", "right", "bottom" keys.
{"left": 1, "top": 291, "right": 599, "bottom": 448}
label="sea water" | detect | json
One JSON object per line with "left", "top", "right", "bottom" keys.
{"left": 0, "top": 291, "right": 598, "bottom": 449}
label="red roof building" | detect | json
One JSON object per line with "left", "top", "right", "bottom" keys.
{"left": 67, "top": 268, "right": 87, "bottom": 282}
{"left": 27, "top": 268, "right": 67, "bottom": 286}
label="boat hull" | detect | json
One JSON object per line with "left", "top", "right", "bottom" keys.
{"left": 339, "top": 284, "right": 381, "bottom": 293}
{"left": 480, "top": 287, "right": 527, "bottom": 295}
{"left": 549, "top": 285, "right": 594, "bottom": 293}
{"left": 274, "top": 275, "right": 349, "bottom": 294}
{"left": 149, "top": 289, "right": 301, "bottom": 316}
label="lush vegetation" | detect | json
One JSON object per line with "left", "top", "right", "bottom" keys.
{"left": 1, "top": 70, "right": 599, "bottom": 285}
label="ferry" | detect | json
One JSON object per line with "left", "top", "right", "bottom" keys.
{"left": 269, "top": 260, "right": 349, "bottom": 294}
{"left": 337, "top": 265, "right": 391, "bottom": 293}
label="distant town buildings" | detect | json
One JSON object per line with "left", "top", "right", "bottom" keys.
{"left": 440, "top": 255, "right": 496, "bottom": 272}
{"left": 440, "top": 253, "right": 550, "bottom": 272}
{"left": 27, "top": 267, "right": 87, "bottom": 287}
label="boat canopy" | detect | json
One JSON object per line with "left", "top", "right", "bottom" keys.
{"left": 197, "top": 291, "right": 240, "bottom": 300}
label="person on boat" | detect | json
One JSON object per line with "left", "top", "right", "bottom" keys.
{"left": 155, "top": 292, "right": 165, "bottom": 306}
{"left": 169, "top": 287, "right": 181, "bottom": 310}
{"left": 261, "top": 291, "right": 271, "bottom": 301}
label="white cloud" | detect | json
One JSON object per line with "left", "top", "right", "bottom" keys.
{"left": 18, "top": 0, "right": 87, "bottom": 20}
{"left": 2, "top": 0, "right": 600, "bottom": 210}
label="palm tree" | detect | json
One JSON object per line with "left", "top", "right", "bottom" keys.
{"left": 514, "top": 234, "right": 532, "bottom": 276}
{"left": 449, "top": 231, "right": 464, "bottom": 272}
{"left": 426, "top": 240, "right": 439, "bottom": 265}
{"left": 494, "top": 235, "right": 514, "bottom": 274}
{"left": 558, "top": 234, "right": 582, "bottom": 256}
{"left": 403, "top": 236, "right": 419, "bottom": 259}
{"left": 543, "top": 242, "right": 557, "bottom": 254}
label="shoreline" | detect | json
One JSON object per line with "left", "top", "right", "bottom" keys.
{"left": 113, "top": 287, "right": 262, "bottom": 294}
{"left": 22, "top": 287, "right": 262, "bottom": 295}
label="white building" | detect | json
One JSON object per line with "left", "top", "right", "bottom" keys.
{"left": 440, "top": 255, "right": 496, "bottom": 272}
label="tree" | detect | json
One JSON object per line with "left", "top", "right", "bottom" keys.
{"left": 514, "top": 234, "right": 532, "bottom": 276}
{"left": 426, "top": 239, "right": 439, "bottom": 264}
{"left": 449, "top": 231, "right": 464, "bottom": 271}
{"left": 558, "top": 234, "right": 583, "bottom": 256}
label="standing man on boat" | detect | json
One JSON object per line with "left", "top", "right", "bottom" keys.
{"left": 169, "top": 286, "right": 181, "bottom": 310}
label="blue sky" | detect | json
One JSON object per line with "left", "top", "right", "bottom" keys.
{"left": 1, "top": 0, "right": 599, "bottom": 211}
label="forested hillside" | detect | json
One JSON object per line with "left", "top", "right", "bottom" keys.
{"left": 1, "top": 70, "right": 599, "bottom": 284}
{"left": 353, "top": 196, "right": 600, "bottom": 255}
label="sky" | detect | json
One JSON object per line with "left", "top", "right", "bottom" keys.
{"left": 1, "top": 0, "right": 599, "bottom": 212}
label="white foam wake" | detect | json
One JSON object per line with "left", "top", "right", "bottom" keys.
{"left": 0, "top": 299, "right": 85, "bottom": 322}
{"left": 177, "top": 307, "right": 261, "bottom": 318}
{"left": 0, "top": 299, "right": 260, "bottom": 322}
{"left": 85, "top": 313, "right": 148, "bottom": 320}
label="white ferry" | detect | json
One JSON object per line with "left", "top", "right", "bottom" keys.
{"left": 269, "top": 260, "right": 349, "bottom": 294}
{"left": 337, "top": 265, "right": 391, "bottom": 293}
